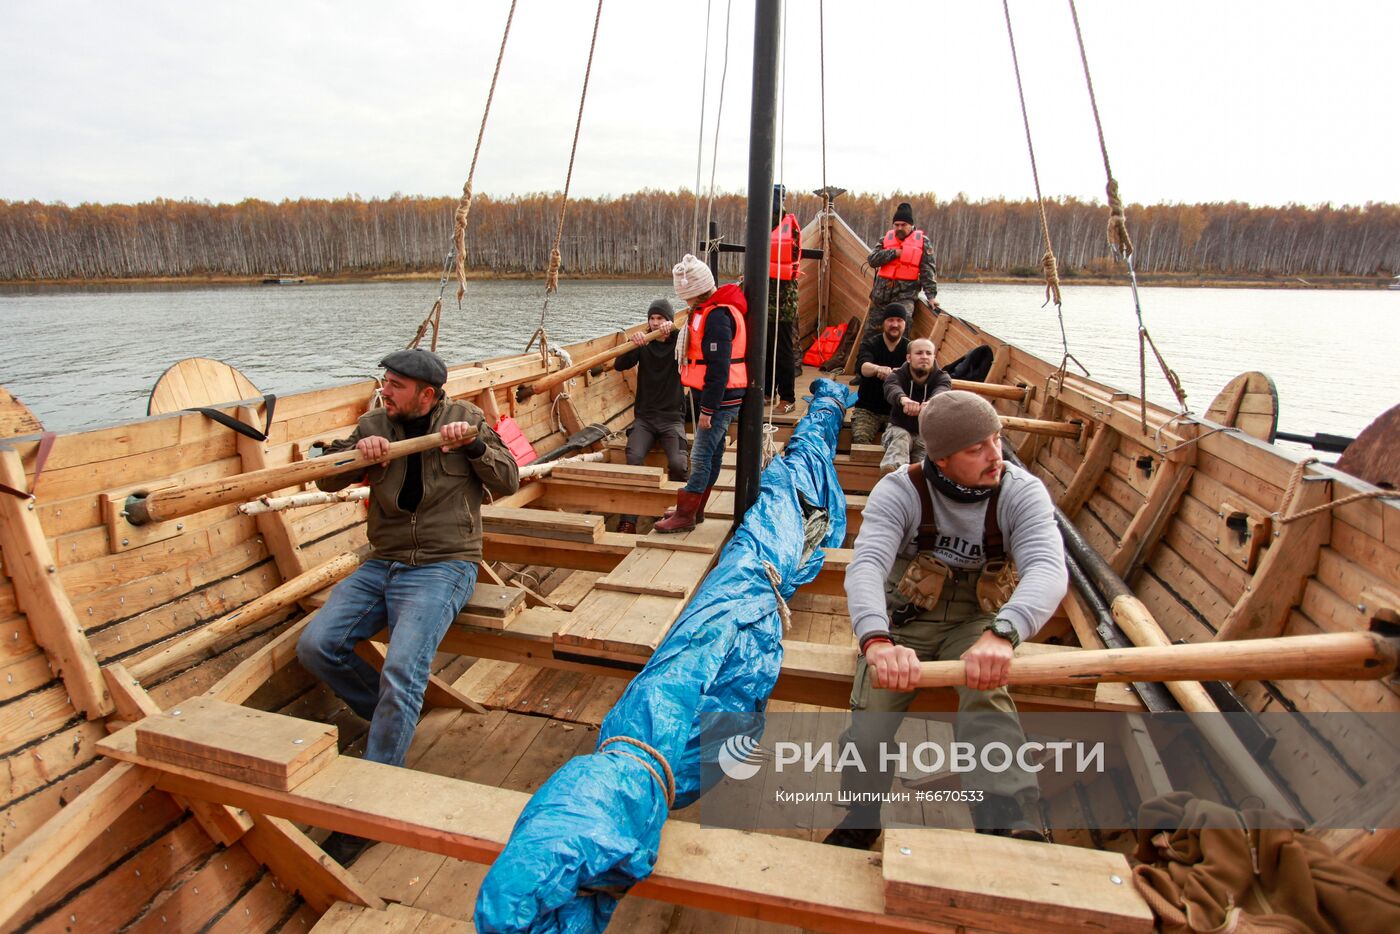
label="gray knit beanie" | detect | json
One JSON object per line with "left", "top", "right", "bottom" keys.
{"left": 919, "top": 390, "right": 1003, "bottom": 462}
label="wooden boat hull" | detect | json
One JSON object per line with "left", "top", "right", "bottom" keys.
{"left": 1, "top": 209, "right": 1396, "bottom": 932}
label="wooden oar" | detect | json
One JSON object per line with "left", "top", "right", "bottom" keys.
{"left": 916, "top": 632, "right": 1395, "bottom": 688}
{"left": 515, "top": 314, "right": 687, "bottom": 402}
{"left": 999, "top": 415, "right": 1083, "bottom": 439}
{"left": 128, "top": 549, "right": 366, "bottom": 683}
{"left": 951, "top": 379, "right": 1028, "bottom": 402}
{"left": 125, "top": 428, "right": 476, "bottom": 526}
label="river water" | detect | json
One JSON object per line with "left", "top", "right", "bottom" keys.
{"left": 1, "top": 279, "right": 1395, "bottom": 448}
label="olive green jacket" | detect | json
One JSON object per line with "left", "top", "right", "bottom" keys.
{"left": 318, "top": 397, "right": 519, "bottom": 564}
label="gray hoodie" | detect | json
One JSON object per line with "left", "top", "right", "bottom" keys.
{"left": 845, "top": 461, "right": 1068, "bottom": 646}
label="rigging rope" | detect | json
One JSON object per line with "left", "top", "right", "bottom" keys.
{"left": 1002, "top": 0, "right": 1084, "bottom": 386}
{"left": 1066, "top": 0, "right": 1188, "bottom": 429}
{"left": 818, "top": 0, "right": 827, "bottom": 192}
{"left": 1001, "top": 0, "right": 1061, "bottom": 312}
{"left": 700, "top": 0, "right": 735, "bottom": 262}
{"left": 529, "top": 0, "right": 605, "bottom": 357}
{"left": 408, "top": 0, "right": 519, "bottom": 351}
{"left": 691, "top": 0, "right": 714, "bottom": 253}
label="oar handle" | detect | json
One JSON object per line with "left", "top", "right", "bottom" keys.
{"left": 517, "top": 314, "right": 687, "bottom": 401}
{"left": 126, "top": 427, "right": 476, "bottom": 526}
{"left": 914, "top": 632, "right": 1396, "bottom": 689}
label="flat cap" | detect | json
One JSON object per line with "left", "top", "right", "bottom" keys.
{"left": 379, "top": 348, "right": 448, "bottom": 388}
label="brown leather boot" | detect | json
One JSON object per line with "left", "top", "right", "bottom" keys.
{"left": 616, "top": 519, "right": 637, "bottom": 535}
{"left": 654, "top": 490, "right": 702, "bottom": 534}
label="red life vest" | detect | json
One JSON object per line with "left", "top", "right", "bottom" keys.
{"left": 768, "top": 212, "right": 801, "bottom": 281}
{"left": 802, "top": 320, "right": 849, "bottom": 365}
{"left": 878, "top": 229, "right": 925, "bottom": 281}
{"left": 680, "top": 283, "right": 748, "bottom": 391}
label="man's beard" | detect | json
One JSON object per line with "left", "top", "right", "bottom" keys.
{"left": 910, "top": 364, "right": 933, "bottom": 379}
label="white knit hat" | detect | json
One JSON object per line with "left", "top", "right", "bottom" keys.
{"left": 672, "top": 254, "right": 715, "bottom": 301}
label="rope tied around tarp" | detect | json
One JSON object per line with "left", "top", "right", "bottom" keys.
{"left": 1274, "top": 456, "right": 1399, "bottom": 525}
{"left": 761, "top": 561, "right": 793, "bottom": 632}
{"left": 599, "top": 735, "right": 676, "bottom": 808}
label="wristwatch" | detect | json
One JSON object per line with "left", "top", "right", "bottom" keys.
{"left": 985, "top": 618, "right": 1021, "bottom": 648}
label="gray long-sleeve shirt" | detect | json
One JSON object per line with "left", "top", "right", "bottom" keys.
{"left": 844, "top": 461, "right": 1068, "bottom": 646}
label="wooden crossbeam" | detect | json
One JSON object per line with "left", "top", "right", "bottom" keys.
{"left": 882, "top": 829, "right": 1151, "bottom": 932}
{"left": 0, "top": 448, "right": 112, "bottom": 718}
{"left": 97, "top": 717, "right": 1148, "bottom": 934}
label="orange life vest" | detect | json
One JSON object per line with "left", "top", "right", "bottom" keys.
{"left": 680, "top": 284, "right": 748, "bottom": 391}
{"left": 878, "top": 228, "right": 925, "bottom": 281}
{"left": 768, "top": 212, "right": 801, "bottom": 281}
{"left": 802, "top": 320, "right": 849, "bottom": 365}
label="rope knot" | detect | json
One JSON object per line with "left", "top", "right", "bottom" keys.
{"left": 1106, "top": 178, "right": 1134, "bottom": 258}
{"left": 545, "top": 248, "right": 562, "bottom": 296}
{"left": 1040, "top": 250, "right": 1062, "bottom": 308}
{"left": 761, "top": 561, "right": 793, "bottom": 633}
{"left": 453, "top": 181, "right": 475, "bottom": 303}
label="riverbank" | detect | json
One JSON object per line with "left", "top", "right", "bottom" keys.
{"left": 2, "top": 270, "right": 1393, "bottom": 290}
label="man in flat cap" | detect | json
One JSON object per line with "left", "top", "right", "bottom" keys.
{"left": 866, "top": 200, "right": 939, "bottom": 316}
{"left": 298, "top": 347, "right": 518, "bottom": 863}
{"left": 824, "top": 390, "right": 1066, "bottom": 850}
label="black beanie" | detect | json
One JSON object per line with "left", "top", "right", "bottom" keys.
{"left": 880, "top": 302, "right": 910, "bottom": 322}
{"left": 893, "top": 201, "right": 914, "bottom": 225}
{"left": 647, "top": 298, "right": 675, "bottom": 321}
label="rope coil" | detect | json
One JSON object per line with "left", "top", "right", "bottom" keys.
{"left": 600, "top": 735, "right": 676, "bottom": 808}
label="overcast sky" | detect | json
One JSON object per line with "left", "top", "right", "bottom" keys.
{"left": 2, "top": 1, "right": 1396, "bottom": 208}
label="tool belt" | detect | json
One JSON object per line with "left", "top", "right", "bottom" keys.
{"left": 975, "top": 558, "right": 1019, "bottom": 614}
{"left": 885, "top": 461, "right": 1018, "bottom": 624}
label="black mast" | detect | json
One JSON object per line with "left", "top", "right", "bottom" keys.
{"left": 735, "top": 0, "right": 780, "bottom": 517}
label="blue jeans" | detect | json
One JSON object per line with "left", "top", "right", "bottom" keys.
{"left": 296, "top": 558, "right": 477, "bottom": 767}
{"left": 683, "top": 405, "right": 739, "bottom": 493}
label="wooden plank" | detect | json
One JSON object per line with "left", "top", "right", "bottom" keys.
{"left": 551, "top": 461, "right": 666, "bottom": 488}
{"left": 1215, "top": 475, "right": 1332, "bottom": 641}
{"left": 99, "top": 726, "right": 961, "bottom": 933}
{"left": 242, "top": 814, "right": 385, "bottom": 914}
{"left": 0, "top": 449, "right": 112, "bottom": 717}
{"left": 480, "top": 505, "right": 604, "bottom": 543}
{"left": 634, "top": 519, "right": 732, "bottom": 554}
{"left": 1111, "top": 461, "right": 1195, "bottom": 580}
{"left": 881, "top": 829, "right": 1152, "bottom": 933}
{"left": 102, "top": 663, "right": 256, "bottom": 845}
{"left": 136, "top": 697, "right": 338, "bottom": 790}
{"left": 355, "top": 640, "right": 489, "bottom": 715}
{"left": 1056, "top": 424, "right": 1117, "bottom": 519}
{"left": 0, "top": 761, "right": 155, "bottom": 932}
{"left": 547, "top": 570, "right": 602, "bottom": 611}
{"left": 236, "top": 405, "right": 312, "bottom": 580}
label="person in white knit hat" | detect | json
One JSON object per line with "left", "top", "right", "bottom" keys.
{"left": 654, "top": 254, "right": 749, "bottom": 533}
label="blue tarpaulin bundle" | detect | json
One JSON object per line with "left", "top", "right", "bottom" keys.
{"left": 474, "top": 379, "right": 852, "bottom": 933}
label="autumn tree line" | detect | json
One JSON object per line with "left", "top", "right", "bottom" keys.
{"left": 1, "top": 191, "right": 1396, "bottom": 282}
